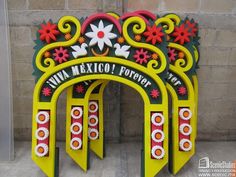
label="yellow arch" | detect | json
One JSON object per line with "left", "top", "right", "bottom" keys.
{"left": 86, "top": 81, "right": 109, "bottom": 159}
{"left": 32, "top": 57, "right": 169, "bottom": 177}
{"left": 167, "top": 65, "right": 196, "bottom": 174}
{"left": 65, "top": 79, "right": 108, "bottom": 172}
{"left": 64, "top": 39, "right": 198, "bottom": 175}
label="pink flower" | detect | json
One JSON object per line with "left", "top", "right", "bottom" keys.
{"left": 168, "top": 48, "right": 177, "bottom": 62}
{"left": 150, "top": 89, "right": 160, "bottom": 99}
{"left": 134, "top": 48, "right": 150, "bottom": 65}
{"left": 75, "top": 85, "right": 84, "bottom": 94}
{"left": 53, "top": 47, "right": 69, "bottom": 64}
{"left": 42, "top": 87, "right": 52, "bottom": 96}
{"left": 178, "top": 86, "right": 187, "bottom": 96}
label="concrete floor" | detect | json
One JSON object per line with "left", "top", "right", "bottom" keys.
{"left": 0, "top": 141, "right": 236, "bottom": 177}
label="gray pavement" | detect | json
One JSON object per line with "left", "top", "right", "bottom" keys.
{"left": 0, "top": 141, "right": 236, "bottom": 177}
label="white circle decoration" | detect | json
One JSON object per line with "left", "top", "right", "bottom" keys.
{"left": 179, "top": 108, "right": 192, "bottom": 120}
{"left": 35, "top": 127, "right": 49, "bottom": 140}
{"left": 36, "top": 111, "right": 49, "bottom": 124}
{"left": 88, "top": 115, "right": 98, "bottom": 127}
{"left": 151, "top": 129, "right": 165, "bottom": 143}
{"left": 179, "top": 123, "right": 192, "bottom": 136}
{"left": 179, "top": 139, "right": 192, "bottom": 151}
{"left": 71, "top": 107, "right": 83, "bottom": 119}
{"left": 35, "top": 143, "right": 49, "bottom": 157}
{"left": 88, "top": 101, "right": 98, "bottom": 113}
{"left": 151, "top": 145, "right": 165, "bottom": 159}
{"left": 70, "top": 137, "right": 82, "bottom": 150}
{"left": 151, "top": 113, "right": 164, "bottom": 126}
{"left": 70, "top": 122, "right": 83, "bottom": 135}
{"left": 88, "top": 128, "right": 99, "bottom": 140}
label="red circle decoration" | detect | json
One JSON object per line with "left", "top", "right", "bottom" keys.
{"left": 35, "top": 127, "right": 49, "bottom": 140}
{"left": 88, "top": 115, "right": 98, "bottom": 127}
{"left": 71, "top": 107, "right": 83, "bottom": 119}
{"left": 179, "top": 108, "right": 192, "bottom": 120}
{"left": 151, "top": 113, "right": 164, "bottom": 126}
{"left": 70, "top": 122, "right": 83, "bottom": 135}
{"left": 179, "top": 123, "right": 192, "bottom": 136}
{"left": 151, "top": 129, "right": 164, "bottom": 143}
{"left": 36, "top": 111, "right": 49, "bottom": 124}
{"left": 88, "top": 101, "right": 98, "bottom": 113}
{"left": 151, "top": 145, "right": 165, "bottom": 159}
{"left": 70, "top": 137, "right": 82, "bottom": 150}
{"left": 35, "top": 143, "right": 49, "bottom": 157}
{"left": 179, "top": 139, "right": 192, "bottom": 151}
{"left": 88, "top": 128, "right": 99, "bottom": 140}
{"left": 97, "top": 31, "right": 105, "bottom": 38}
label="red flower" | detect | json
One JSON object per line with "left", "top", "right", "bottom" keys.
{"left": 134, "top": 48, "right": 150, "bottom": 65}
{"left": 75, "top": 85, "right": 84, "bottom": 94}
{"left": 42, "top": 87, "right": 52, "bottom": 96}
{"left": 172, "top": 24, "right": 191, "bottom": 45}
{"left": 185, "top": 20, "right": 198, "bottom": 37}
{"left": 178, "top": 86, "right": 187, "bottom": 96}
{"left": 150, "top": 89, "right": 160, "bottom": 99}
{"left": 53, "top": 47, "right": 69, "bottom": 64}
{"left": 143, "top": 25, "right": 164, "bottom": 45}
{"left": 168, "top": 48, "right": 177, "bottom": 62}
{"left": 38, "top": 22, "right": 60, "bottom": 43}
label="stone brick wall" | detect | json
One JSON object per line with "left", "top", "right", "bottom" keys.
{"left": 8, "top": 0, "right": 236, "bottom": 141}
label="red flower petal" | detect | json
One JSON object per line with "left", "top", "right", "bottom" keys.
{"left": 38, "top": 21, "right": 60, "bottom": 43}
{"left": 172, "top": 24, "right": 191, "bottom": 45}
{"left": 143, "top": 25, "right": 164, "bottom": 45}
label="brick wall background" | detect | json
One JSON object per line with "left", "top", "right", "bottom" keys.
{"left": 7, "top": 0, "right": 236, "bottom": 141}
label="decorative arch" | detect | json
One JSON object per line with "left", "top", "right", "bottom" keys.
{"left": 66, "top": 12, "right": 200, "bottom": 175}
{"left": 32, "top": 11, "right": 199, "bottom": 177}
{"left": 164, "top": 14, "right": 199, "bottom": 174}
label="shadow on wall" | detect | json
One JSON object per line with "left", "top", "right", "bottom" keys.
{"left": 120, "top": 84, "right": 144, "bottom": 142}
{"left": 103, "top": 82, "right": 145, "bottom": 143}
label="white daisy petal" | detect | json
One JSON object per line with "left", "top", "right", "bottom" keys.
{"left": 89, "top": 37, "right": 98, "bottom": 46}
{"left": 86, "top": 21, "right": 117, "bottom": 50}
{"left": 107, "top": 32, "right": 117, "bottom": 39}
{"left": 90, "top": 24, "right": 98, "bottom": 33}
{"left": 85, "top": 32, "right": 96, "bottom": 38}
{"left": 98, "top": 40, "right": 104, "bottom": 51}
{"left": 98, "top": 20, "right": 104, "bottom": 30}
{"left": 104, "top": 24, "right": 113, "bottom": 33}
{"left": 104, "top": 38, "right": 112, "bottom": 47}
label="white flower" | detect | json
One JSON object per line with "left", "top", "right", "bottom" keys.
{"left": 85, "top": 20, "right": 117, "bottom": 51}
